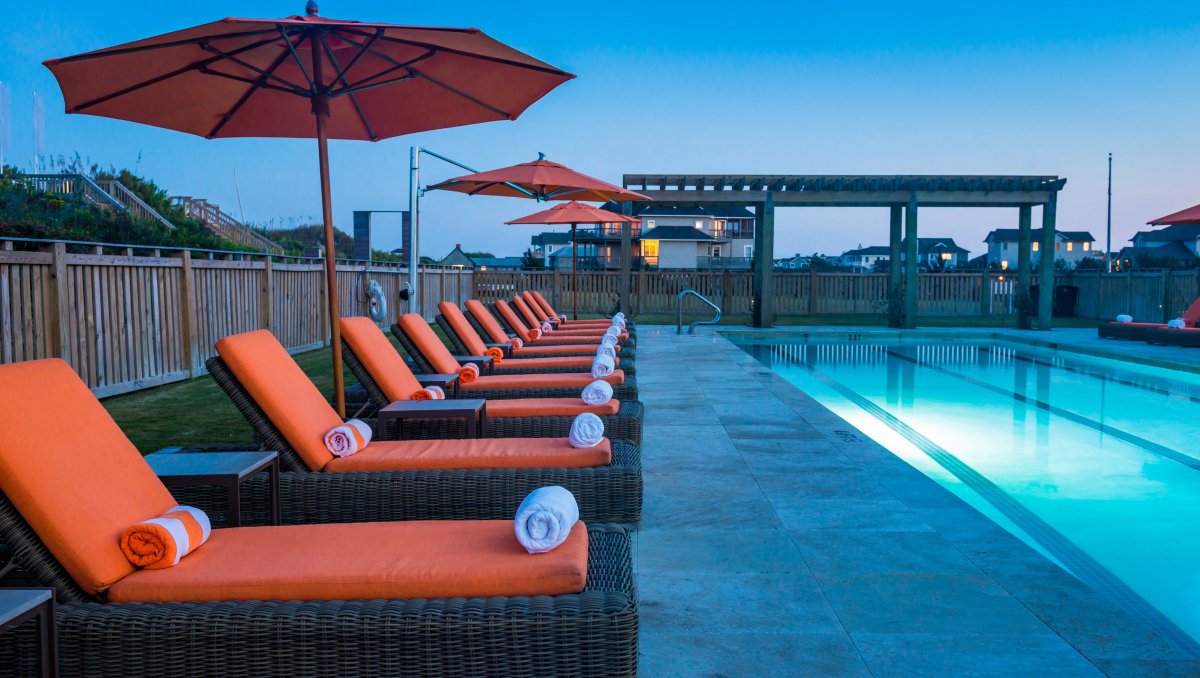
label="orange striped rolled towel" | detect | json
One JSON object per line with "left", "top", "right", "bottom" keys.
{"left": 526, "top": 327, "right": 542, "bottom": 342}
{"left": 324, "top": 419, "right": 372, "bottom": 457}
{"left": 120, "top": 505, "right": 212, "bottom": 569}
{"left": 486, "top": 347, "right": 505, "bottom": 363}
{"left": 411, "top": 386, "right": 446, "bottom": 400}
{"left": 458, "top": 362, "right": 480, "bottom": 384}
{"left": 510, "top": 337, "right": 524, "bottom": 350}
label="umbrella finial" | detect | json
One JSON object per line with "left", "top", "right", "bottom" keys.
{"left": 537, "top": 152, "right": 545, "bottom": 161}
{"left": 305, "top": 0, "right": 319, "bottom": 16}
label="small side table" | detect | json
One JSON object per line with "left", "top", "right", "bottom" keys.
{"left": 0, "top": 588, "right": 57, "bottom": 678}
{"left": 378, "top": 399, "right": 487, "bottom": 438}
{"left": 145, "top": 450, "right": 280, "bottom": 527}
{"left": 417, "top": 373, "right": 461, "bottom": 399}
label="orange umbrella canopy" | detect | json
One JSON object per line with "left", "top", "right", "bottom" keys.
{"left": 43, "top": 9, "right": 574, "bottom": 139}
{"left": 506, "top": 201, "right": 640, "bottom": 225}
{"left": 429, "top": 156, "right": 649, "bottom": 203}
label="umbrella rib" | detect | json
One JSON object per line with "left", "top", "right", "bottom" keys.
{"left": 408, "top": 67, "right": 512, "bottom": 119}
{"left": 200, "top": 43, "right": 309, "bottom": 95}
{"left": 67, "top": 34, "right": 285, "bottom": 113}
{"left": 328, "top": 45, "right": 437, "bottom": 93}
{"left": 47, "top": 28, "right": 282, "bottom": 64}
{"left": 281, "top": 26, "right": 317, "bottom": 92}
{"left": 328, "top": 28, "right": 384, "bottom": 87}
{"left": 206, "top": 45, "right": 297, "bottom": 139}
{"left": 371, "top": 34, "right": 572, "bottom": 78}
{"left": 317, "top": 35, "right": 377, "bottom": 140}
{"left": 197, "top": 68, "right": 307, "bottom": 95}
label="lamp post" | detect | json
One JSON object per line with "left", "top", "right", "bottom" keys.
{"left": 1106, "top": 152, "right": 1113, "bottom": 272}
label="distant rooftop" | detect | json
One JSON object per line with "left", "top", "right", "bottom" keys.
{"left": 639, "top": 225, "right": 717, "bottom": 241}
{"left": 986, "top": 229, "right": 1094, "bottom": 243}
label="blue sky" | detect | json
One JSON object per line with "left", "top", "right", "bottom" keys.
{"left": 3, "top": 1, "right": 1200, "bottom": 259}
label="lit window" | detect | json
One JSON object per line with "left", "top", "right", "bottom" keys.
{"left": 646, "top": 220, "right": 655, "bottom": 229}
{"left": 1083, "top": 242, "right": 1091, "bottom": 251}
{"left": 642, "top": 240, "right": 659, "bottom": 258}
{"left": 1067, "top": 242, "right": 1073, "bottom": 251}
{"left": 1001, "top": 260, "right": 1009, "bottom": 270}
{"left": 695, "top": 220, "right": 704, "bottom": 230}
{"left": 1033, "top": 242, "right": 1039, "bottom": 251}
{"left": 941, "top": 253, "right": 952, "bottom": 260}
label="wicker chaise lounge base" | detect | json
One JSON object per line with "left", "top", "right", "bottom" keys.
{"left": 0, "top": 492, "right": 638, "bottom": 678}
{"left": 1145, "top": 327, "right": 1200, "bottom": 347}
{"left": 207, "top": 357, "right": 644, "bottom": 523}
{"left": 389, "top": 323, "right": 640, "bottom": 401}
{"left": 463, "top": 310, "right": 637, "bottom": 361}
{"left": 1097, "top": 323, "right": 1155, "bottom": 340}
{"left": 435, "top": 313, "right": 638, "bottom": 376}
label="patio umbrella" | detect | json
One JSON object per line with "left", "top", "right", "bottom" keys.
{"left": 43, "top": 2, "right": 573, "bottom": 415}
{"left": 507, "top": 201, "right": 640, "bottom": 319}
{"left": 427, "top": 154, "right": 649, "bottom": 202}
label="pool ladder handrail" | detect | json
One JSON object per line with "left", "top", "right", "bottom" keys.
{"left": 677, "top": 289, "right": 722, "bottom": 334}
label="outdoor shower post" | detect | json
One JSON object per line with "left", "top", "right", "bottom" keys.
{"left": 408, "top": 146, "right": 421, "bottom": 317}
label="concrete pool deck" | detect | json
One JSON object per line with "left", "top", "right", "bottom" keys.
{"left": 633, "top": 325, "right": 1200, "bottom": 676}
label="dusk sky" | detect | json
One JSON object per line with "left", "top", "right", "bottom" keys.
{"left": 3, "top": 1, "right": 1200, "bottom": 259}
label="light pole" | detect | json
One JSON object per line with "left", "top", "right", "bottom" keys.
{"left": 1106, "top": 152, "right": 1113, "bottom": 272}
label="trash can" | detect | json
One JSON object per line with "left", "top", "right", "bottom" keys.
{"left": 1053, "top": 284, "right": 1079, "bottom": 317}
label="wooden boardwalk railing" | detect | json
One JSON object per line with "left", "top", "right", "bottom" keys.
{"left": 0, "top": 239, "right": 470, "bottom": 397}
{"left": 169, "top": 196, "right": 284, "bottom": 254}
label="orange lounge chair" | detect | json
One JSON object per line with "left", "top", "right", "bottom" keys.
{"left": 435, "top": 302, "right": 634, "bottom": 375}
{"left": 464, "top": 299, "right": 629, "bottom": 357}
{"left": 530, "top": 290, "right": 633, "bottom": 330}
{"left": 494, "top": 300, "right": 632, "bottom": 347}
{"left": 512, "top": 295, "right": 629, "bottom": 340}
{"left": 391, "top": 314, "right": 638, "bottom": 401}
{"left": 0, "top": 358, "right": 635, "bottom": 676}
{"left": 1098, "top": 297, "right": 1200, "bottom": 340}
{"left": 340, "top": 316, "right": 642, "bottom": 442}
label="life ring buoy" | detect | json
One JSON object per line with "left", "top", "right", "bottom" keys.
{"left": 367, "top": 279, "right": 387, "bottom": 321}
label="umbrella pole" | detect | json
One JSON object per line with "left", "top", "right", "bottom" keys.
{"left": 314, "top": 96, "right": 346, "bottom": 417}
{"left": 571, "top": 223, "right": 578, "bottom": 320}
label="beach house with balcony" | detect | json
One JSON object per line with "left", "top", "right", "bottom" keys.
{"left": 984, "top": 229, "right": 1096, "bottom": 270}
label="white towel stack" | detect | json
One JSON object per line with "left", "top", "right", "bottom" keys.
{"left": 591, "top": 353, "right": 615, "bottom": 378}
{"left": 581, "top": 379, "right": 614, "bottom": 406}
{"left": 1116, "top": 314, "right": 1133, "bottom": 323}
{"left": 1168, "top": 318, "right": 1185, "bottom": 329}
{"left": 569, "top": 412, "right": 605, "bottom": 448}
{"left": 514, "top": 486, "right": 579, "bottom": 554}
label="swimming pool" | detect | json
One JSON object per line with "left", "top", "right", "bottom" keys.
{"left": 730, "top": 333, "right": 1200, "bottom": 646}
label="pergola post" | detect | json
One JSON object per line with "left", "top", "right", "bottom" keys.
{"left": 888, "top": 204, "right": 903, "bottom": 328}
{"left": 619, "top": 204, "right": 633, "bottom": 316}
{"left": 903, "top": 192, "right": 918, "bottom": 329}
{"left": 1037, "top": 193, "right": 1057, "bottom": 329}
{"left": 752, "top": 193, "right": 775, "bottom": 328}
{"left": 1016, "top": 204, "right": 1032, "bottom": 329}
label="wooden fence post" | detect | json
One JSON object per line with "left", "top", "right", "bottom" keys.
{"left": 260, "top": 255, "right": 274, "bottom": 334}
{"left": 177, "top": 250, "right": 198, "bottom": 376}
{"left": 1162, "top": 269, "right": 1172, "bottom": 321}
{"left": 979, "top": 267, "right": 990, "bottom": 317}
{"left": 808, "top": 268, "right": 819, "bottom": 315}
{"left": 318, "top": 260, "right": 329, "bottom": 346}
{"left": 47, "top": 242, "right": 71, "bottom": 360}
{"left": 552, "top": 268, "right": 562, "bottom": 310}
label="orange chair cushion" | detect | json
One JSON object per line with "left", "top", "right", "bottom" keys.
{"left": 496, "top": 356, "right": 600, "bottom": 371}
{"left": 215, "top": 330, "right": 341, "bottom": 472}
{"left": 514, "top": 343, "right": 611, "bottom": 356}
{"left": 495, "top": 300, "right": 534, "bottom": 337}
{"left": 532, "top": 334, "right": 616, "bottom": 346}
{"left": 1184, "top": 297, "right": 1200, "bottom": 325}
{"left": 0, "top": 359, "right": 178, "bottom": 595}
{"left": 107, "top": 520, "right": 588, "bottom": 602}
{"left": 486, "top": 398, "right": 621, "bottom": 418}
{"left": 324, "top": 437, "right": 610, "bottom": 472}
{"left": 466, "top": 300, "right": 512, "bottom": 343}
{"left": 521, "top": 292, "right": 551, "bottom": 322}
{"left": 464, "top": 370, "right": 625, "bottom": 391}
{"left": 511, "top": 295, "right": 543, "bottom": 328}
{"left": 341, "top": 317, "right": 424, "bottom": 402}
{"left": 438, "top": 302, "right": 490, "bottom": 355}
{"left": 531, "top": 291, "right": 560, "bottom": 318}
{"left": 397, "top": 313, "right": 460, "bottom": 374}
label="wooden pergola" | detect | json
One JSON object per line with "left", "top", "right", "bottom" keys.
{"left": 619, "top": 174, "right": 1067, "bottom": 329}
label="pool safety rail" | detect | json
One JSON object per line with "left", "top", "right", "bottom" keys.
{"left": 677, "top": 289, "right": 722, "bottom": 334}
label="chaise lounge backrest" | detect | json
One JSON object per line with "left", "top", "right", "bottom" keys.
{"left": 531, "top": 291, "right": 562, "bottom": 319}
{"left": 521, "top": 292, "right": 551, "bottom": 323}
{"left": 438, "top": 302, "right": 490, "bottom": 356}
{"left": 395, "top": 313, "right": 463, "bottom": 374}
{"left": 466, "top": 300, "right": 513, "bottom": 343}
{"left": 214, "top": 330, "right": 342, "bottom": 472}
{"left": 0, "top": 359, "right": 178, "bottom": 597}
{"left": 511, "top": 295, "right": 543, "bottom": 328}
{"left": 341, "top": 316, "right": 425, "bottom": 402}
{"left": 495, "top": 300, "right": 535, "bottom": 339}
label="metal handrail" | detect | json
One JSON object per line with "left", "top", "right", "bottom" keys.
{"left": 676, "top": 289, "right": 722, "bottom": 334}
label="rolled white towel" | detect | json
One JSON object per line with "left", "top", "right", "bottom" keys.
{"left": 541, "top": 321, "right": 553, "bottom": 333}
{"left": 600, "top": 333, "right": 618, "bottom": 348}
{"left": 591, "top": 353, "right": 615, "bottom": 378}
{"left": 581, "top": 379, "right": 614, "bottom": 406}
{"left": 612, "top": 317, "right": 626, "bottom": 330}
{"left": 324, "top": 419, "right": 372, "bottom": 457}
{"left": 604, "top": 325, "right": 621, "bottom": 338}
{"left": 1116, "top": 314, "right": 1133, "bottom": 323}
{"left": 1168, "top": 318, "right": 1185, "bottom": 329}
{"left": 613, "top": 311, "right": 625, "bottom": 322}
{"left": 569, "top": 412, "right": 605, "bottom": 448}
{"left": 514, "top": 486, "right": 579, "bottom": 554}
{"left": 427, "top": 385, "right": 446, "bottom": 399}
{"left": 597, "top": 344, "right": 617, "bottom": 360}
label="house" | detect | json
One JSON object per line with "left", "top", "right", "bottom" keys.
{"left": 633, "top": 206, "right": 756, "bottom": 267}
{"left": 775, "top": 254, "right": 806, "bottom": 270}
{"left": 472, "top": 256, "right": 525, "bottom": 271}
{"left": 899, "top": 238, "right": 970, "bottom": 269}
{"left": 838, "top": 245, "right": 890, "bottom": 272}
{"left": 530, "top": 231, "right": 572, "bottom": 259}
{"left": 1128, "top": 204, "right": 1200, "bottom": 258}
{"left": 983, "top": 229, "right": 1096, "bottom": 270}
{"left": 438, "top": 244, "right": 476, "bottom": 268}
{"left": 635, "top": 225, "right": 719, "bottom": 269}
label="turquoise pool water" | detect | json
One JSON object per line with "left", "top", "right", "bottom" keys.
{"left": 731, "top": 335, "right": 1200, "bottom": 645}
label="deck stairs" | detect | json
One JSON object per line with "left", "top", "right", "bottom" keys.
{"left": 168, "top": 196, "right": 283, "bottom": 254}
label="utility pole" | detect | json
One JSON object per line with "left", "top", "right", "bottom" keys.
{"left": 1106, "top": 152, "right": 1113, "bottom": 272}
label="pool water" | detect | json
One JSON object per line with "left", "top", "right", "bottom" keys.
{"left": 732, "top": 335, "right": 1200, "bottom": 645}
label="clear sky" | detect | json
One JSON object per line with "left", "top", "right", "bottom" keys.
{"left": 3, "top": 1, "right": 1200, "bottom": 260}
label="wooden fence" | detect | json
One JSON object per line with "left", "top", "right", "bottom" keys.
{"left": 0, "top": 240, "right": 471, "bottom": 398}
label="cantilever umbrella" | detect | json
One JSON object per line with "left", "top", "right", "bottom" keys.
{"left": 427, "top": 155, "right": 648, "bottom": 203}
{"left": 507, "top": 201, "right": 640, "bottom": 319}
{"left": 43, "top": 2, "right": 573, "bottom": 415}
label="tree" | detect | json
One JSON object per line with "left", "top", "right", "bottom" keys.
{"left": 464, "top": 251, "right": 494, "bottom": 259}
{"left": 1075, "top": 257, "right": 1105, "bottom": 270}
{"left": 521, "top": 247, "right": 545, "bottom": 269}
{"left": 806, "top": 253, "right": 835, "bottom": 271}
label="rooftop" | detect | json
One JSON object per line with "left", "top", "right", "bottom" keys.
{"left": 639, "top": 225, "right": 718, "bottom": 241}
{"left": 985, "top": 228, "right": 1095, "bottom": 243}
